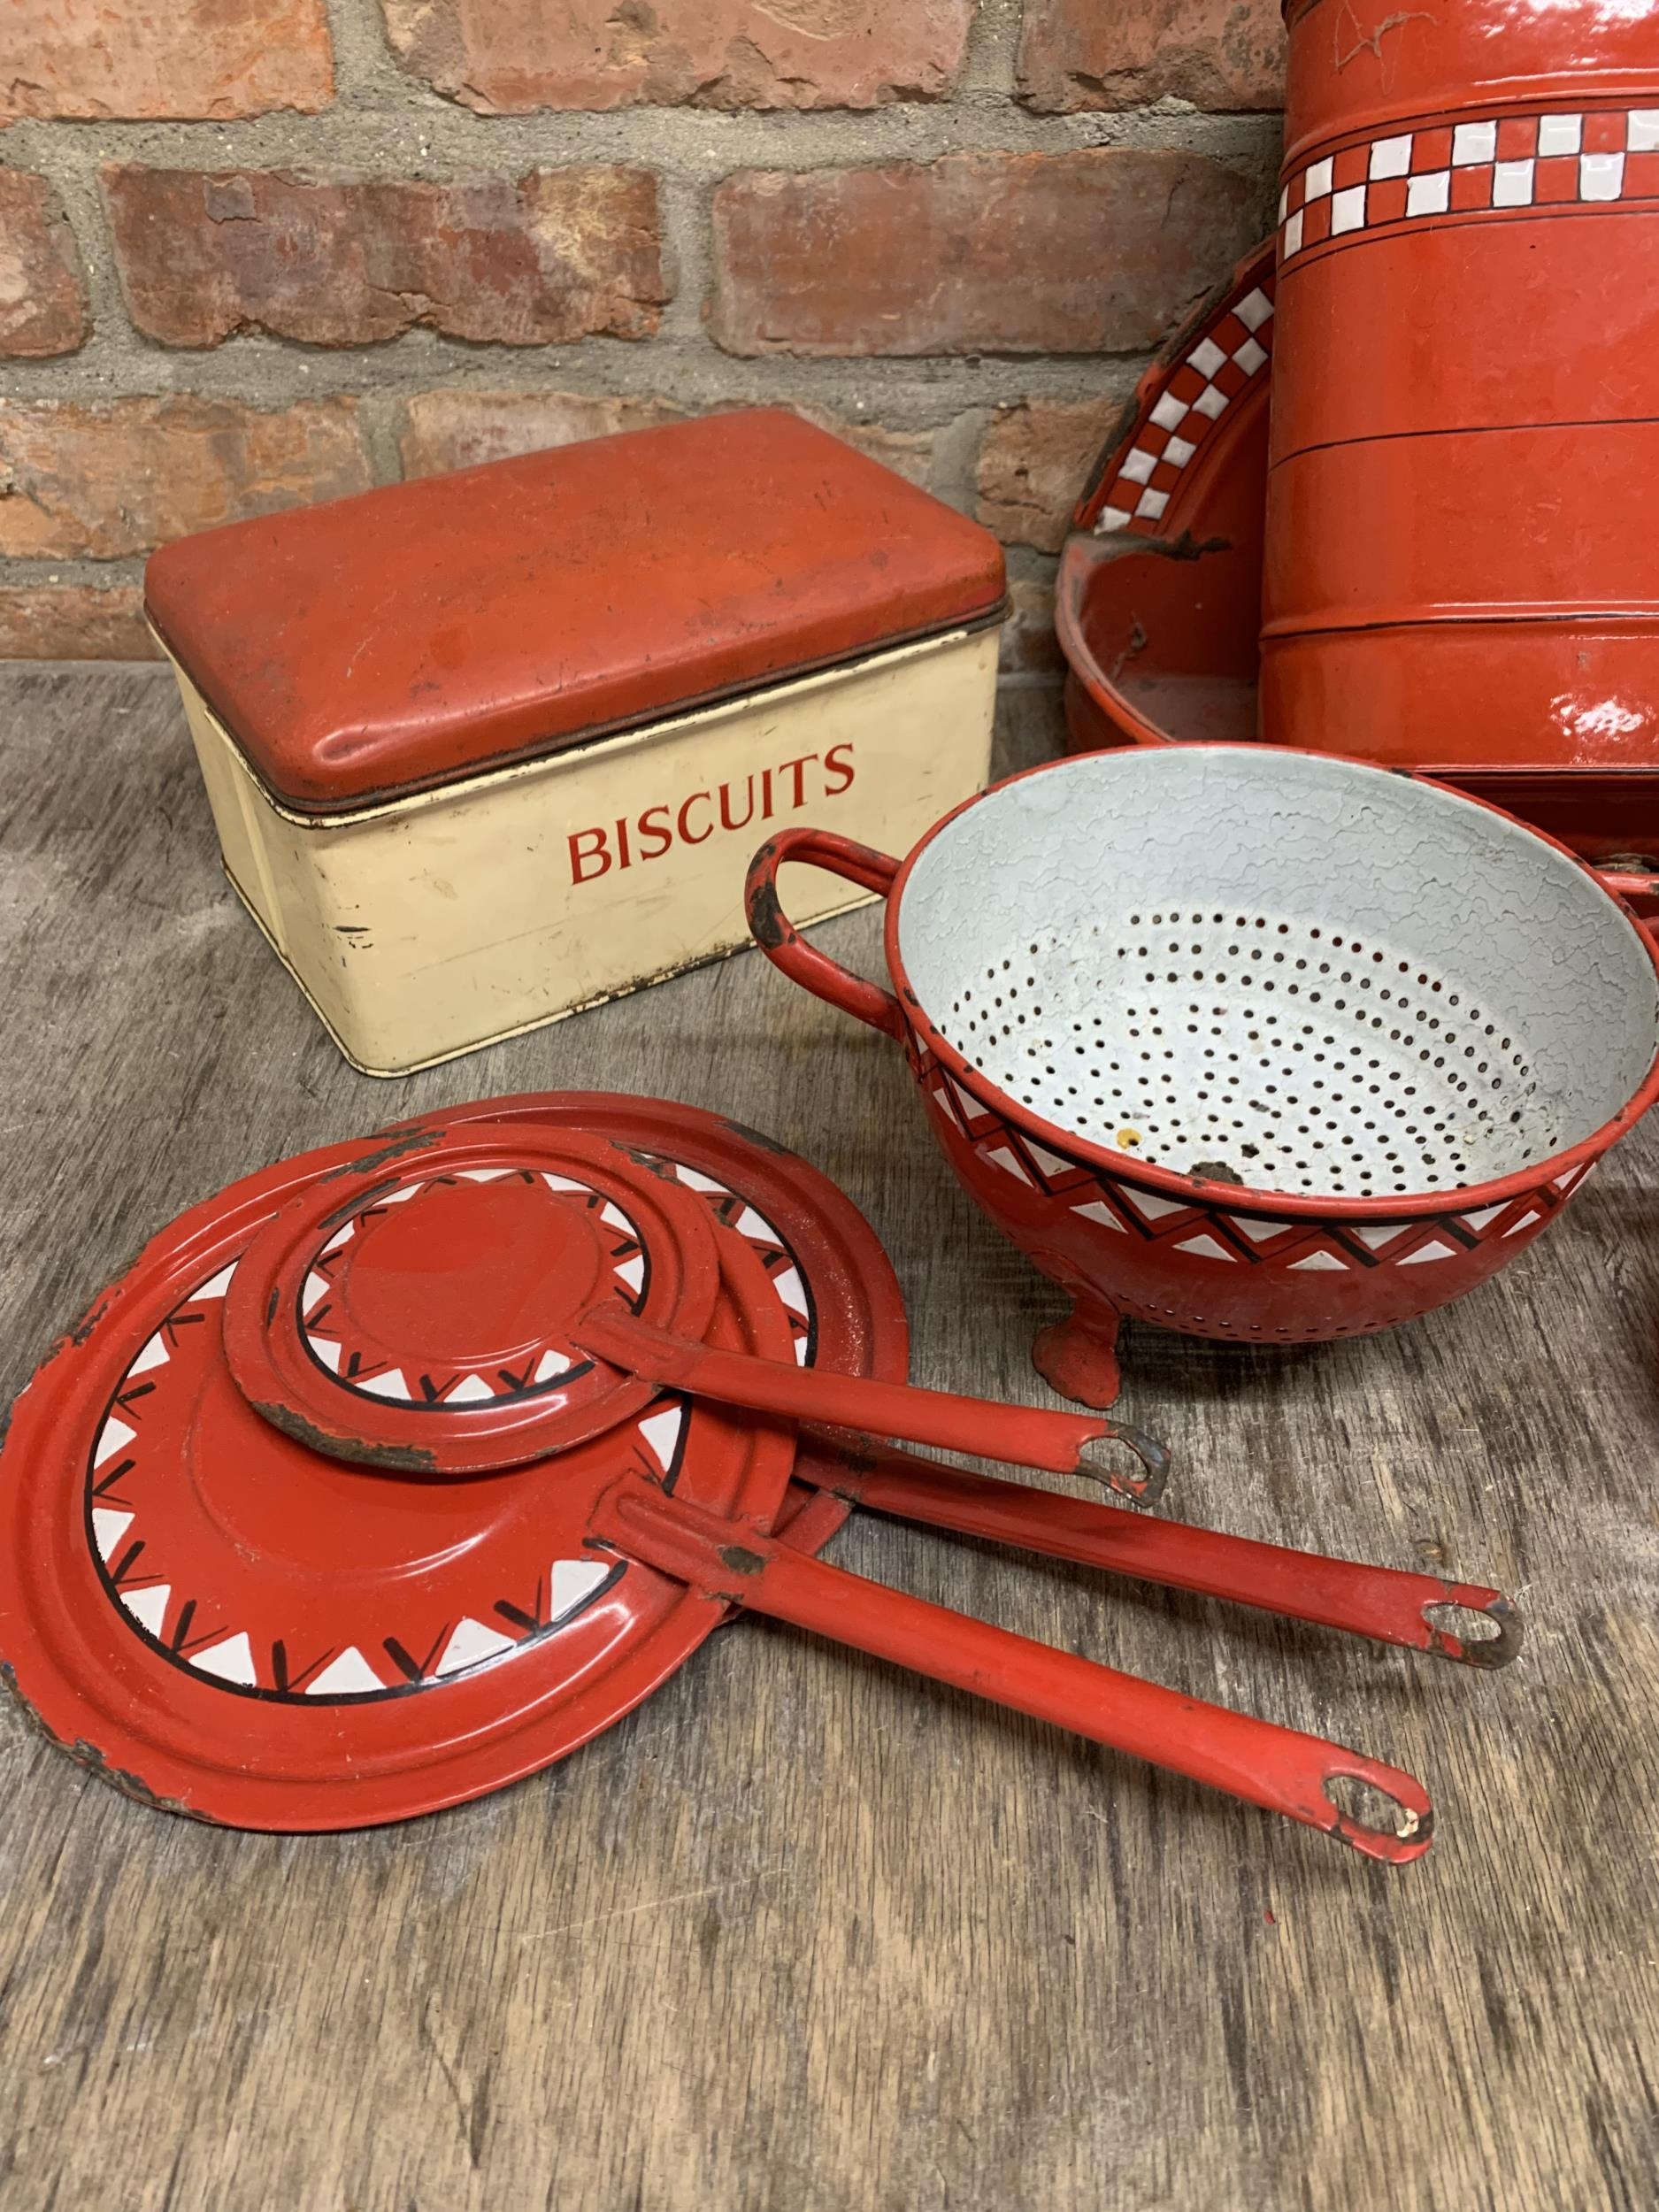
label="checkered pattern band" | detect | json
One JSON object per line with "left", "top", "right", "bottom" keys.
{"left": 1091, "top": 274, "right": 1275, "bottom": 536}
{"left": 1279, "top": 105, "right": 1659, "bottom": 264}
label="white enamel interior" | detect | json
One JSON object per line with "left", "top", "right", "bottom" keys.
{"left": 897, "top": 749, "right": 1659, "bottom": 1199}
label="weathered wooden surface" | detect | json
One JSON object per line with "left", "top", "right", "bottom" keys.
{"left": 1, "top": 664, "right": 1655, "bottom": 2212}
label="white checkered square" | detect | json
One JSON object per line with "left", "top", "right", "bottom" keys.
{"left": 1235, "top": 287, "right": 1273, "bottom": 332}
{"left": 1149, "top": 392, "right": 1189, "bottom": 433}
{"left": 1304, "top": 157, "right": 1333, "bottom": 200}
{"left": 1332, "top": 184, "right": 1367, "bottom": 235}
{"left": 1187, "top": 336, "right": 1227, "bottom": 377}
{"left": 1581, "top": 151, "right": 1625, "bottom": 201}
{"left": 1119, "top": 447, "right": 1156, "bottom": 486}
{"left": 1493, "top": 158, "right": 1535, "bottom": 207}
{"left": 1134, "top": 488, "right": 1169, "bottom": 520}
{"left": 1283, "top": 208, "right": 1304, "bottom": 257}
{"left": 1453, "top": 119, "right": 1497, "bottom": 165}
{"left": 1371, "top": 134, "right": 1413, "bottom": 179}
{"left": 1192, "top": 384, "right": 1229, "bottom": 422}
{"left": 1407, "top": 170, "right": 1450, "bottom": 217}
{"left": 1538, "top": 113, "right": 1581, "bottom": 156}
{"left": 1233, "top": 334, "right": 1268, "bottom": 373}
{"left": 1165, "top": 434, "right": 1197, "bottom": 466}
{"left": 1631, "top": 111, "right": 1659, "bottom": 152}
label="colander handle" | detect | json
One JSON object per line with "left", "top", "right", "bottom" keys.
{"left": 746, "top": 829, "right": 906, "bottom": 1040}
{"left": 594, "top": 1478, "right": 1435, "bottom": 1866}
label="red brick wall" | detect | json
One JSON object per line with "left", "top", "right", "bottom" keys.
{"left": 0, "top": 0, "right": 1282, "bottom": 668}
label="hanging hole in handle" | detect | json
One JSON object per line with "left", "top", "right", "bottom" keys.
{"left": 1422, "top": 1596, "right": 1524, "bottom": 1670}
{"left": 1323, "top": 1770, "right": 1433, "bottom": 1863}
{"left": 1076, "top": 1425, "right": 1171, "bottom": 1509}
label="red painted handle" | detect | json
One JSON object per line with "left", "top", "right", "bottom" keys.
{"left": 745, "top": 828, "right": 907, "bottom": 1039}
{"left": 811, "top": 1440, "right": 1522, "bottom": 1669}
{"left": 1595, "top": 869, "right": 1659, "bottom": 904}
{"left": 594, "top": 1480, "right": 1433, "bottom": 1865}
{"left": 571, "top": 1306, "right": 1170, "bottom": 1504}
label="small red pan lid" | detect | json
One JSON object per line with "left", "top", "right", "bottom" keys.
{"left": 143, "top": 410, "right": 1007, "bottom": 815}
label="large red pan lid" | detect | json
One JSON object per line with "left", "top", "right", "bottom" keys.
{"left": 0, "top": 1096, "right": 906, "bottom": 1832}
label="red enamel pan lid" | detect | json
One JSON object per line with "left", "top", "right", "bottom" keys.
{"left": 0, "top": 1096, "right": 907, "bottom": 1831}
{"left": 419, "top": 1092, "right": 910, "bottom": 1555}
{"left": 221, "top": 1126, "right": 728, "bottom": 1474}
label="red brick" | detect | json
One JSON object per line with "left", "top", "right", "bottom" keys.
{"left": 998, "top": 580, "right": 1064, "bottom": 674}
{"left": 103, "top": 167, "right": 667, "bottom": 349}
{"left": 2, "top": 0, "right": 333, "bottom": 119}
{"left": 380, "top": 0, "right": 970, "bottom": 111}
{"left": 976, "top": 398, "right": 1120, "bottom": 551}
{"left": 400, "top": 389, "right": 688, "bottom": 476}
{"left": 400, "top": 389, "right": 935, "bottom": 488}
{"left": 709, "top": 152, "right": 1260, "bottom": 357}
{"left": 0, "top": 173, "right": 89, "bottom": 357}
{"left": 0, "top": 586, "right": 161, "bottom": 660}
{"left": 1018, "top": 0, "right": 1284, "bottom": 113}
{"left": 790, "top": 408, "right": 933, "bottom": 486}
{"left": 0, "top": 398, "right": 371, "bottom": 560}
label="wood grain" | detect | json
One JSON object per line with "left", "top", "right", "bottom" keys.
{"left": 0, "top": 665, "right": 1655, "bottom": 2211}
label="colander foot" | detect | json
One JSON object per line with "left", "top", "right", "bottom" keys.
{"left": 1033, "top": 1296, "right": 1123, "bottom": 1410}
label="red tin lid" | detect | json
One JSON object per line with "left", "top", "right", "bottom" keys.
{"left": 0, "top": 1096, "right": 908, "bottom": 1830}
{"left": 143, "top": 410, "right": 1008, "bottom": 814}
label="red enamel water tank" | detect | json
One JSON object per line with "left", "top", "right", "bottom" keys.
{"left": 1263, "top": 2, "right": 1659, "bottom": 774}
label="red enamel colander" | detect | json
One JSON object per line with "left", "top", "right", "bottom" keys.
{"left": 748, "top": 745, "right": 1659, "bottom": 1407}
{"left": 0, "top": 1093, "right": 1522, "bottom": 1862}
